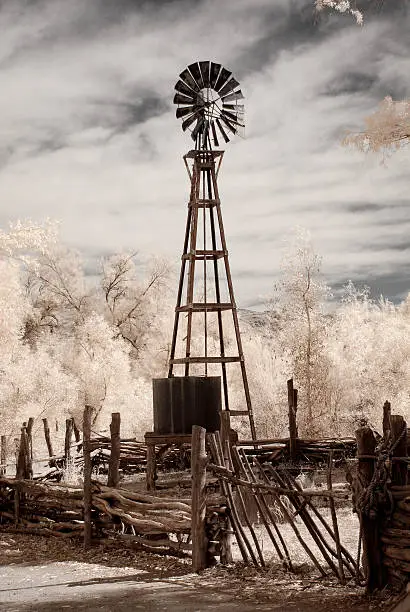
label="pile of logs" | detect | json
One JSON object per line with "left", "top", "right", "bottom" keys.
{"left": 381, "top": 486, "right": 410, "bottom": 585}
{"left": 239, "top": 437, "right": 357, "bottom": 465}
{"left": 88, "top": 438, "right": 191, "bottom": 475}
{"left": 0, "top": 477, "right": 191, "bottom": 551}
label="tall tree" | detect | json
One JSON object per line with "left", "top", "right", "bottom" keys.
{"left": 273, "top": 229, "right": 331, "bottom": 435}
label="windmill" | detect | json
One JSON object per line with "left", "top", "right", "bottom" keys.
{"left": 151, "top": 61, "right": 256, "bottom": 446}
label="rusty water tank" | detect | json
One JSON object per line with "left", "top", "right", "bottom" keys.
{"left": 152, "top": 376, "right": 221, "bottom": 434}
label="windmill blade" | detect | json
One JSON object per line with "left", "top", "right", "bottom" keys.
{"left": 191, "top": 117, "right": 205, "bottom": 140}
{"left": 214, "top": 67, "right": 232, "bottom": 92}
{"left": 221, "top": 90, "right": 244, "bottom": 103}
{"left": 188, "top": 62, "right": 204, "bottom": 89}
{"left": 209, "top": 62, "right": 221, "bottom": 88}
{"left": 220, "top": 115, "right": 237, "bottom": 134}
{"left": 182, "top": 111, "right": 202, "bottom": 131}
{"left": 175, "top": 79, "right": 196, "bottom": 98}
{"left": 179, "top": 68, "right": 200, "bottom": 92}
{"left": 174, "top": 92, "right": 195, "bottom": 105}
{"left": 216, "top": 118, "right": 230, "bottom": 143}
{"left": 176, "top": 106, "right": 197, "bottom": 119}
{"left": 221, "top": 109, "right": 243, "bottom": 125}
{"left": 218, "top": 77, "right": 240, "bottom": 99}
{"left": 211, "top": 121, "right": 219, "bottom": 147}
{"left": 199, "top": 61, "right": 210, "bottom": 88}
{"left": 222, "top": 103, "right": 244, "bottom": 113}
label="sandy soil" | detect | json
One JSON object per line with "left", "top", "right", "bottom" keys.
{"left": 0, "top": 531, "right": 392, "bottom": 612}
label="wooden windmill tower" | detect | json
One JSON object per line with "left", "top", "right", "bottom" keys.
{"left": 164, "top": 60, "right": 256, "bottom": 440}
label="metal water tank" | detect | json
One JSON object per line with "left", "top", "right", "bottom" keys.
{"left": 152, "top": 376, "right": 221, "bottom": 434}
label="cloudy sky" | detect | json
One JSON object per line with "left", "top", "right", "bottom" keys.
{"left": 0, "top": 0, "right": 409, "bottom": 309}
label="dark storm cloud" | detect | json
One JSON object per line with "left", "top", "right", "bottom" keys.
{"left": 332, "top": 264, "right": 410, "bottom": 303}
{"left": 91, "top": 95, "right": 169, "bottom": 133}
{"left": 321, "top": 73, "right": 378, "bottom": 97}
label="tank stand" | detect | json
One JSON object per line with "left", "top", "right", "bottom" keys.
{"left": 144, "top": 432, "right": 209, "bottom": 491}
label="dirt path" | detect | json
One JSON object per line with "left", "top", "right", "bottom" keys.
{"left": 0, "top": 532, "right": 383, "bottom": 611}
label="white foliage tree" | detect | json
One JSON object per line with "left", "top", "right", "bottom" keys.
{"left": 273, "top": 229, "right": 331, "bottom": 435}
{"left": 343, "top": 96, "right": 410, "bottom": 156}
{"left": 315, "top": 0, "right": 364, "bottom": 24}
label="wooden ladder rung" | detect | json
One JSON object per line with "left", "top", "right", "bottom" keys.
{"left": 176, "top": 302, "right": 233, "bottom": 312}
{"left": 169, "top": 356, "right": 242, "bottom": 364}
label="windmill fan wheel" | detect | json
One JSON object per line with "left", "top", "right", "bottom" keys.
{"left": 173, "top": 61, "right": 245, "bottom": 146}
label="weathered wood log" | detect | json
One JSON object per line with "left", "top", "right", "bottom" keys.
{"left": 83, "top": 406, "right": 92, "bottom": 548}
{"left": 92, "top": 497, "right": 190, "bottom": 533}
{"left": 391, "top": 511, "right": 410, "bottom": 527}
{"left": 107, "top": 413, "right": 120, "bottom": 488}
{"left": 383, "top": 556, "right": 410, "bottom": 574}
{"left": 191, "top": 426, "right": 208, "bottom": 572}
{"left": 383, "top": 546, "right": 410, "bottom": 563}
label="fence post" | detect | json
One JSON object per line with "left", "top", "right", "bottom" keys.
{"left": 287, "top": 379, "right": 298, "bottom": 461}
{"left": 382, "top": 401, "right": 391, "bottom": 439}
{"left": 107, "top": 412, "right": 121, "bottom": 488}
{"left": 16, "top": 423, "right": 30, "bottom": 479}
{"left": 191, "top": 425, "right": 207, "bottom": 572}
{"left": 356, "top": 425, "right": 385, "bottom": 593}
{"left": 64, "top": 418, "right": 73, "bottom": 466}
{"left": 390, "top": 415, "right": 407, "bottom": 486}
{"left": 146, "top": 442, "right": 156, "bottom": 491}
{"left": 0, "top": 436, "right": 6, "bottom": 476}
{"left": 42, "top": 418, "right": 56, "bottom": 467}
{"left": 83, "top": 405, "right": 93, "bottom": 548}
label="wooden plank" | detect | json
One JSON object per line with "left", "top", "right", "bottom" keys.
{"left": 191, "top": 426, "right": 208, "bottom": 572}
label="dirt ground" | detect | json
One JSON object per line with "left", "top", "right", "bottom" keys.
{"left": 0, "top": 531, "right": 399, "bottom": 612}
